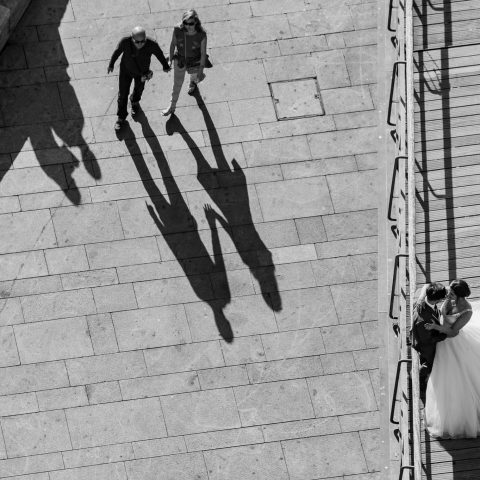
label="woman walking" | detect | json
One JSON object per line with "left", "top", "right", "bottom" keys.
{"left": 162, "top": 10, "right": 207, "bottom": 116}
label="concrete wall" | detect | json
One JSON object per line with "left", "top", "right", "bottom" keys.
{"left": 0, "top": 0, "right": 31, "bottom": 52}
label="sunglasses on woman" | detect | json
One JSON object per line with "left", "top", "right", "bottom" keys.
{"left": 183, "top": 20, "right": 196, "bottom": 26}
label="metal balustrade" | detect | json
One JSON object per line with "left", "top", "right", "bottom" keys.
{"left": 387, "top": 0, "right": 422, "bottom": 478}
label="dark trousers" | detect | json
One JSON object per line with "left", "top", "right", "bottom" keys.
{"left": 117, "top": 68, "right": 145, "bottom": 120}
{"left": 419, "top": 354, "right": 433, "bottom": 402}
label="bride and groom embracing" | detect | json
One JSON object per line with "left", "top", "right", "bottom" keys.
{"left": 411, "top": 280, "right": 480, "bottom": 438}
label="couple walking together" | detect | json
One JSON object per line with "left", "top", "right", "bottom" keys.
{"left": 107, "top": 9, "right": 208, "bottom": 130}
{"left": 411, "top": 279, "right": 480, "bottom": 438}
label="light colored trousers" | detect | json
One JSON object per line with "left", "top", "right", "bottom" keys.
{"left": 169, "top": 59, "right": 200, "bottom": 109}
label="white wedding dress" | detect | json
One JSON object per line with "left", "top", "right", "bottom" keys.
{"left": 425, "top": 300, "right": 480, "bottom": 438}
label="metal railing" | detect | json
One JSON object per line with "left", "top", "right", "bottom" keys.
{"left": 388, "top": 156, "right": 407, "bottom": 222}
{"left": 390, "top": 358, "right": 412, "bottom": 425}
{"left": 387, "top": 0, "right": 422, "bottom": 478}
{"left": 406, "top": 0, "right": 423, "bottom": 475}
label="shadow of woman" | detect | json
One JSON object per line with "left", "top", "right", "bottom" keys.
{"left": 164, "top": 91, "right": 282, "bottom": 313}
{"left": 117, "top": 113, "right": 234, "bottom": 343}
{"left": 0, "top": 0, "right": 100, "bottom": 205}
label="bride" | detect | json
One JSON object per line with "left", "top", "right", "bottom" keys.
{"left": 423, "top": 279, "right": 480, "bottom": 438}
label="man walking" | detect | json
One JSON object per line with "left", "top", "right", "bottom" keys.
{"left": 108, "top": 26, "right": 170, "bottom": 130}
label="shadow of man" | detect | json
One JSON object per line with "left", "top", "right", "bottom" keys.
{"left": 117, "top": 112, "right": 234, "bottom": 343}
{"left": 0, "top": 0, "right": 100, "bottom": 205}
{"left": 165, "top": 91, "right": 282, "bottom": 313}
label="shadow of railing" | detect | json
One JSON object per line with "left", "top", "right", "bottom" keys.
{"left": 422, "top": 433, "right": 480, "bottom": 480}
{"left": 415, "top": 0, "right": 456, "bottom": 284}
{"left": 416, "top": 4, "right": 479, "bottom": 478}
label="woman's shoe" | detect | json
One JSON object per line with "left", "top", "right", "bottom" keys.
{"left": 187, "top": 83, "right": 197, "bottom": 95}
{"left": 162, "top": 106, "right": 175, "bottom": 116}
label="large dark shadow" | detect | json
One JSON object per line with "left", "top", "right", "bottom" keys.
{"left": 164, "top": 89, "right": 282, "bottom": 313}
{"left": 438, "top": 437, "right": 480, "bottom": 479}
{"left": 0, "top": 0, "right": 100, "bottom": 204}
{"left": 117, "top": 113, "right": 234, "bottom": 343}
{"left": 415, "top": 3, "right": 480, "bottom": 477}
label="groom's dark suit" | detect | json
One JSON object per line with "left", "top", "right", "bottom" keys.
{"left": 411, "top": 301, "right": 447, "bottom": 376}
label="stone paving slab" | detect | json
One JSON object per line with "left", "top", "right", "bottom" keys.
{"left": 0, "top": 0, "right": 380, "bottom": 478}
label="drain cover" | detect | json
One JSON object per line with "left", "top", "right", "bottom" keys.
{"left": 270, "top": 78, "right": 325, "bottom": 120}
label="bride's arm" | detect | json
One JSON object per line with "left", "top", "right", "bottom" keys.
{"left": 451, "top": 311, "right": 473, "bottom": 334}
{"left": 426, "top": 323, "right": 458, "bottom": 337}
{"left": 427, "top": 311, "right": 472, "bottom": 336}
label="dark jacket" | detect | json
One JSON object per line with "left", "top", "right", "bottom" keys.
{"left": 109, "top": 37, "right": 169, "bottom": 76}
{"left": 410, "top": 301, "right": 447, "bottom": 369}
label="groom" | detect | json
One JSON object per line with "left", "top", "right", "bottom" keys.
{"left": 410, "top": 282, "right": 449, "bottom": 392}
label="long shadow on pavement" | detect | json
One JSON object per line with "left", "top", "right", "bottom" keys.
{"left": 118, "top": 114, "right": 234, "bottom": 343}
{"left": 0, "top": 0, "right": 100, "bottom": 205}
{"left": 165, "top": 90, "right": 282, "bottom": 313}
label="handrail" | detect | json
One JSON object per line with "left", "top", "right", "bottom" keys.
{"left": 388, "top": 155, "right": 407, "bottom": 222}
{"left": 388, "top": 0, "right": 397, "bottom": 32}
{"left": 387, "top": 61, "right": 406, "bottom": 126}
{"left": 389, "top": 358, "right": 411, "bottom": 424}
{"left": 389, "top": 253, "right": 408, "bottom": 322}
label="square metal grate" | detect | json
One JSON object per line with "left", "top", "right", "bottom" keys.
{"left": 269, "top": 77, "right": 325, "bottom": 121}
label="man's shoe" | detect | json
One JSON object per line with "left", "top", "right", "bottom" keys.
{"left": 114, "top": 118, "right": 125, "bottom": 131}
{"left": 131, "top": 101, "right": 140, "bottom": 116}
{"left": 187, "top": 83, "right": 197, "bottom": 95}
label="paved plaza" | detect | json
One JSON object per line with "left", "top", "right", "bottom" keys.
{"left": 0, "top": 0, "right": 379, "bottom": 479}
